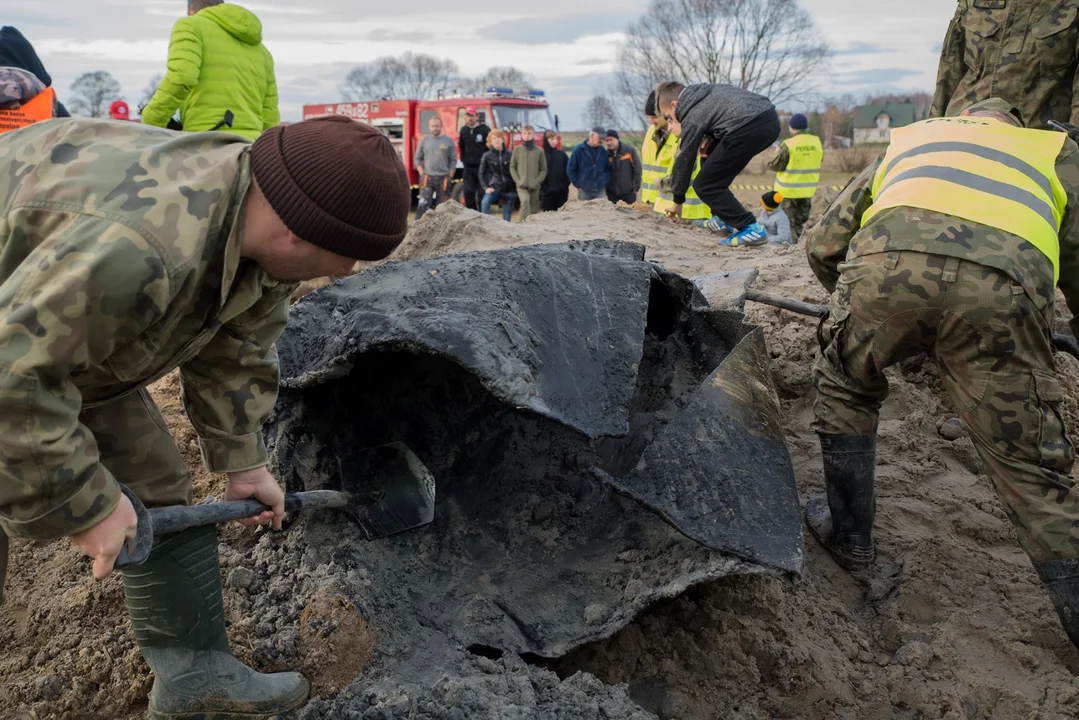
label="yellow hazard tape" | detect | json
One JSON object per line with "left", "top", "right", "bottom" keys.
{"left": 732, "top": 184, "right": 846, "bottom": 191}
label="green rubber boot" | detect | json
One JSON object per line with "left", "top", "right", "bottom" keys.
{"left": 1037, "top": 558, "right": 1079, "bottom": 651}
{"left": 119, "top": 525, "right": 309, "bottom": 720}
{"left": 804, "top": 434, "right": 877, "bottom": 572}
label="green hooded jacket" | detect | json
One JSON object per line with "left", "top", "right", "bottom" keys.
{"left": 142, "top": 3, "right": 280, "bottom": 140}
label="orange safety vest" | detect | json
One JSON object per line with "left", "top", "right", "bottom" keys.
{"left": 0, "top": 87, "right": 56, "bottom": 134}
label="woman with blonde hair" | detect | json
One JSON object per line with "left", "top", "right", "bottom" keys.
{"left": 478, "top": 129, "right": 517, "bottom": 221}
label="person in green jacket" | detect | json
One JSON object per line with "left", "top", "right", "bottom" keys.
{"left": 510, "top": 125, "right": 547, "bottom": 222}
{"left": 142, "top": 0, "right": 279, "bottom": 139}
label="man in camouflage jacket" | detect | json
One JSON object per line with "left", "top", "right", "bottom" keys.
{"left": 930, "top": 0, "right": 1079, "bottom": 128}
{"left": 805, "top": 98, "right": 1079, "bottom": 653}
{"left": 0, "top": 115, "right": 410, "bottom": 719}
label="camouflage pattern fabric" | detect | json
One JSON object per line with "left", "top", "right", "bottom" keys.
{"left": 0, "top": 66, "right": 44, "bottom": 108}
{"left": 930, "top": 0, "right": 1079, "bottom": 129}
{"left": 811, "top": 250, "right": 1077, "bottom": 563}
{"left": 781, "top": 198, "right": 812, "bottom": 243}
{"left": 806, "top": 144, "right": 1079, "bottom": 329}
{"left": 767, "top": 143, "right": 790, "bottom": 172}
{"left": 0, "top": 118, "right": 295, "bottom": 542}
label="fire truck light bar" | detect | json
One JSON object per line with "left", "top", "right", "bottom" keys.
{"left": 485, "top": 87, "right": 547, "bottom": 98}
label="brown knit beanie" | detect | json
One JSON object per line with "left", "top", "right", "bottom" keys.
{"left": 250, "top": 116, "right": 410, "bottom": 261}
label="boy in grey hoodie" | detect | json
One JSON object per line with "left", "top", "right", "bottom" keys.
{"left": 656, "top": 81, "right": 779, "bottom": 246}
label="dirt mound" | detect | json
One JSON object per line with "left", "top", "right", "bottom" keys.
{"left": 5, "top": 195, "right": 1079, "bottom": 719}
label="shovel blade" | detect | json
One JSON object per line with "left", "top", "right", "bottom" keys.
{"left": 345, "top": 442, "right": 436, "bottom": 539}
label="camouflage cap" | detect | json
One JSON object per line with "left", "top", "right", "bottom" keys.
{"left": 963, "top": 98, "right": 1026, "bottom": 127}
{"left": 0, "top": 66, "right": 45, "bottom": 109}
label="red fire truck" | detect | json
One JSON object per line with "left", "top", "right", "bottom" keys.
{"left": 302, "top": 88, "right": 561, "bottom": 200}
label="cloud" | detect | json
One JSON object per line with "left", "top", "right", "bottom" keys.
{"left": 476, "top": 15, "right": 630, "bottom": 45}
{"left": 576, "top": 58, "right": 610, "bottom": 67}
{"left": 835, "top": 68, "right": 923, "bottom": 86}
{"left": 363, "top": 29, "right": 434, "bottom": 43}
{"left": 833, "top": 41, "right": 894, "bottom": 56}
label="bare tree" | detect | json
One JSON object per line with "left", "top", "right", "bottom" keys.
{"left": 583, "top": 95, "right": 619, "bottom": 130}
{"left": 341, "top": 52, "right": 459, "bottom": 100}
{"left": 69, "top": 71, "right": 122, "bottom": 118}
{"left": 616, "top": 0, "right": 830, "bottom": 125}
{"left": 138, "top": 73, "right": 164, "bottom": 113}
{"left": 462, "top": 67, "right": 535, "bottom": 95}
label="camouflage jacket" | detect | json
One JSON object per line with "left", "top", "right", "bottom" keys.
{"left": 930, "top": 0, "right": 1079, "bottom": 128}
{"left": 0, "top": 119, "right": 295, "bottom": 541}
{"left": 805, "top": 135, "right": 1079, "bottom": 337}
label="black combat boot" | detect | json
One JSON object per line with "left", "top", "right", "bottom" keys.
{"left": 119, "top": 525, "right": 309, "bottom": 720}
{"left": 804, "top": 434, "right": 877, "bottom": 572}
{"left": 1037, "top": 558, "right": 1079, "bottom": 650}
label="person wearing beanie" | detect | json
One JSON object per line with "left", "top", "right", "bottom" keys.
{"left": 0, "top": 114, "right": 410, "bottom": 719}
{"left": 769, "top": 111, "right": 823, "bottom": 242}
{"left": 605, "top": 128, "right": 642, "bottom": 205}
{"left": 756, "top": 190, "right": 791, "bottom": 245}
{"left": 567, "top": 126, "right": 611, "bottom": 201}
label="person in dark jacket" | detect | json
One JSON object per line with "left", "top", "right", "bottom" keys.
{"left": 459, "top": 106, "right": 491, "bottom": 211}
{"left": 478, "top": 129, "right": 517, "bottom": 221}
{"left": 0, "top": 26, "right": 70, "bottom": 117}
{"left": 567, "top": 127, "right": 611, "bottom": 201}
{"left": 604, "top": 129, "right": 642, "bottom": 204}
{"left": 656, "top": 81, "right": 779, "bottom": 246}
{"left": 541, "top": 130, "right": 570, "bottom": 211}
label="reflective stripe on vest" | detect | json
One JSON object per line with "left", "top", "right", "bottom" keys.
{"left": 863, "top": 116, "right": 1067, "bottom": 284}
{"left": 641, "top": 125, "right": 678, "bottom": 204}
{"left": 654, "top": 155, "right": 711, "bottom": 220}
{"left": 774, "top": 133, "right": 822, "bottom": 199}
{"left": 0, "top": 87, "right": 55, "bottom": 134}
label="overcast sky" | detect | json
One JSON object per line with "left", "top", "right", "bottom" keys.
{"left": 9, "top": 0, "right": 956, "bottom": 130}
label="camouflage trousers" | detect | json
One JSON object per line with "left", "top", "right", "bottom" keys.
{"left": 0, "top": 389, "right": 189, "bottom": 603}
{"left": 81, "top": 389, "right": 193, "bottom": 507}
{"left": 781, "top": 198, "right": 812, "bottom": 243}
{"left": 813, "top": 250, "right": 1078, "bottom": 564}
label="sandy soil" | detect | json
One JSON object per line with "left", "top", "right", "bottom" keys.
{"left": 5, "top": 193, "right": 1079, "bottom": 719}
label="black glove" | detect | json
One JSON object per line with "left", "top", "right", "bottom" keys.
{"left": 1052, "top": 333, "right": 1079, "bottom": 360}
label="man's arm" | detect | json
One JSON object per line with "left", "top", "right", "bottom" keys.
{"left": 178, "top": 280, "right": 293, "bottom": 474}
{"left": 510, "top": 147, "right": 524, "bottom": 187}
{"left": 1054, "top": 143, "right": 1079, "bottom": 337}
{"left": 806, "top": 155, "right": 882, "bottom": 292}
{"left": 767, "top": 144, "right": 789, "bottom": 172}
{"left": 0, "top": 213, "right": 170, "bottom": 541}
{"left": 448, "top": 138, "right": 457, "bottom": 166}
{"left": 141, "top": 18, "right": 203, "bottom": 129}
{"left": 929, "top": 5, "right": 964, "bottom": 118}
{"left": 414, "top": 138, "right": 425, "bottom": 170}
{"left": 261, "top": 50, "right": 280, "bottom": 130}
{"left": 566, "top": 146, "right": 580, "bottom": 186}
{"left": 671, "top": 122, "right": 706, "bottom": 203}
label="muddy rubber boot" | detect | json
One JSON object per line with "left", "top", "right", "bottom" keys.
{"left": 119, "top": 525, "right": 309, "bottom": 720}
{"left": 804, "top": 434, "right": 877, "bottom": 572}
{"left": 1037, "top": 558, "right": 1079, "bottom": 650}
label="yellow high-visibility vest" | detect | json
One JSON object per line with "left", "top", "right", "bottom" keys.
{"left": 641, "top": 124, "right": 677, "bottom": 204}
{"left": 774, "top": 132, "right": 822, "bottom": 199}
{"left": 863, "top": 116, "right": 1067, "bottom": 283}
{"left": 654, "top": 154, "right": 711, "bottom": 220}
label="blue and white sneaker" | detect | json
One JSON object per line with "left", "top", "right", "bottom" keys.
{"left": 720, "top": 223, "right": 768, "bottom": 247}
{"left": 692, "top": 216, "right": 736, "bottom": 234}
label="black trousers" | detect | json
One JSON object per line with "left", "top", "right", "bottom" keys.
{"left": 606, "top": 190, "right": 637, "bottom": 204}
{"left": 463, "top": 166, "right": 482, "bottom": 211}
{"left": 541, "top": 190, "right": 569, "bottom": 212}
{"left": 692, "top": 109, "right": 780, "bottom": 231}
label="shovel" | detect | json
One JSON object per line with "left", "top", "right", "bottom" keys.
{"left": 690, "top": 268, "right": 1079, "bottom": 361}
{"left": 114, "top": 441, "right": 436, "bottom": 568}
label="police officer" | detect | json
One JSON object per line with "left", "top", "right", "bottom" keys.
{"left": 805, "top": 98, "right": 1079, "bottom": 651}
{"left": 769, "top": 113, "right": 822, "bottom": 241}
{"left": 931, "top": 0, "right": 1079, "bottom": 128}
